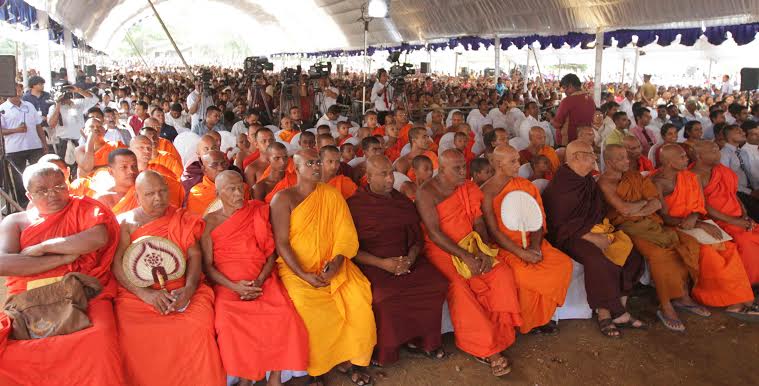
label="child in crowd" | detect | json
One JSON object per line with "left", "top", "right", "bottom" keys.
{"left": 470, "top": 157, "right": 494, "bottom": 186}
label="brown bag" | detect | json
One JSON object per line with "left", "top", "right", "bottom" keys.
{"left": 3, "top": 272, "right": 102, "bottom": 340}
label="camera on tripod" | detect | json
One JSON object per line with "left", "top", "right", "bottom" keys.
{"left": 244, "top": 56, "right": 274, "bottom": 78}
{"left": 386, "top": 52, "right": 414, "bottom": 88}
{"left": 308, "top": 62, "right": 332, "bottom": 80}
{"left": 281, "top": 66, "right": 302, "bottom": 84}
{"left": 198, "top": 68, "right": 213, "bottom": 91}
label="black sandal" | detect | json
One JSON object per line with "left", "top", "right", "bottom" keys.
{"left": 405, "top": 343, "right": 447, "bottom": 360}
{"left": 306, "top": 375, "right": 325, "bottom": 386}
{"left": 337, "top": 365, "right": 373, "bottom": 386}
{"left": 614, "top": 316, "right": 649, "bottom": 330}
{"left": 598, "top": 318, "right": 621, "bottom": 338}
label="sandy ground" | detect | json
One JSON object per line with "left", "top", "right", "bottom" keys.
{"left": 1, "top": 280, "right": 757, "bottom": 386}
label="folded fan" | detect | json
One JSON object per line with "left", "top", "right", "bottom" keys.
{"left": 500, "top": 190, "right": 543, "bottom": 248}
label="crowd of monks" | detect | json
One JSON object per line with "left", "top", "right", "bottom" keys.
{"left": 0, "top": 91, "right": 758, "bottom": 386}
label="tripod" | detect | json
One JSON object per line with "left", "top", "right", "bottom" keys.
{"left": 278, "top": 81, "right": 299, "bottom": 123}
{"left": 250, "top": 85, "right": 273, "bottom": 125}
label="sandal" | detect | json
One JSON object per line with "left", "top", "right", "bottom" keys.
{"left": 725, "top": 304, "right": 759, "bottom": 323}
{"left": 405, "top": 344, "right": 447, "bottom": 360}
{"left": 475, "top": 355, "right": 512, "bottom": 377}
{"left": 337, "top": 365, "right": 373, "bottom": 386}
{"left": 597, "top": 317, "right": 621, "bottom": 338}
{"left": 673, "top": 301, "right": 711, "bottom": 317}
{"left": 613, "top": 313, "right": 649, "bottom": 330}
{"left": 529, "top": 321, "right": 559, "bottom": 336}
{"left": 656, "top": 310, "right": 686, "bottom": 332}
{"left": 306, "top": 375, "right": 325, "bottom": 386}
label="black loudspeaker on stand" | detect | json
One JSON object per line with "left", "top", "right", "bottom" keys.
{"left": 740, "top": 68, "right": 759, "bottom": 91}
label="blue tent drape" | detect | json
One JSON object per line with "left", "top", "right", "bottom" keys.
{"left": 1, "top": 0, "right": 101, "bottom": 52}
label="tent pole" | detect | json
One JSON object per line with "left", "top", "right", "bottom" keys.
{"left": 620, "top": 58, "right": 626, "bottom": 85}
{"left": 523, "top": 47, "right": 530, "bottom": 94}
{"left": 707, "top": 58, "right": 713, "bottom": 86}
{"left": 146, "top": 0, "right": 192, "bottom": 76}
{"left": 494, "top": 35, "right": 500, "bottom": 83}
{"left": 631, "top": 47, "right": 640, "bottom": 92}
{"left": 63, "top": 27, "right": 76, "bottom": 84}
{"left": 593, "top": 28, "right": 604, "bottom": 107}
{"left": 531, "top": 47, "right": 544, "bottom": 87}
{"left": 126, "top": 31, "right": 150, "bottom": 69}
{"left": 362, "top": 19, "right": 369, "bottom": 115}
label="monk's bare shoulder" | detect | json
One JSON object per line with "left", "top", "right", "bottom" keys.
{"left": 270, "top": 187, "right": 296, "bottom": 211}
{"left": 203, "top": 211, "right": 224, "bottom": 233}
{"left": 480, "top": 176, "right": 504, "bottom": 196}
{"left": 0, "top": 212, "right": 32, "bottom": 234}
{"left": 417, "top": 178, "right": 442, "bottom": 206}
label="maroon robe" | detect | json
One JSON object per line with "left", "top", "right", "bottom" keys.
{"left": 347, "top": 187, "right": 448, "bottom": 365}
{"left": 542, "top": 164, "right": 644, "bottom": 318}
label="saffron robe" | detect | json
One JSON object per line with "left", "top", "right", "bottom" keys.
{"left": 157, "top": 137, "right": 181, "bottom": 161}
{"left": 384, "top": 138, "right": 403, "bottom": 162}
{"left": 0, "top": 197, "right": 124, "bottom": 386}
{"left": 701, "top": 164, "right": 759, "bottom": 284}
{"left": 114, "top": 207, "right": 225, "bottom": 386}
{"left": 242, "top": 150, "right": 260, "bottom": 170}
{"left": 265, "top": 172, "right": 298, "bottom": 204}
{"left": 211, "top": 201, "right": 308, "bottom": 380}
{"left": 276, "top": 183, "right": 376, "bottom": 376}
{"left": 278, "top": 129, "right": 298, "bottom": 143}
{"left": 492, "top": 177, "right": 573, "bottom": 333}
{"left": 543, "top": 165, "right": 644, "bottom": 317}
{"left": 519, "top": 145, "right": 561, "bottom": 172}
{"left": 347, "top": 188, "right": 447, "bottom": 365}
{"left": 328, "top": 175, "right": 358, "bottom": 199}
{"left": 187, "top": 176, "right": 217, "bottom": 215}
{"left": 149, "top": 150, "right": 184, "bottom": 181}
{"left": 663, "top": 170, "right": 754, "bottom": 306}
{"left": 422, "top": 181, "right": 521, "bottom": 358}
{"left": 407, "top": 151, "right": 439, "bottom": 182}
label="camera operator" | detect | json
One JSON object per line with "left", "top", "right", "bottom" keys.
{"left": 316, "top": 76, "right": 339, "bottom": 116}
{"left": 187, "top": 80, "right": 215, "bottom": 128}
{"left": 370, "top": 68, "right": 394, "bottom": 124}
{"left": 1, "top": 83, "right": 47, "bottom": 207}
{"left": 47, "top": 83, "right": 98, "bottom": 161}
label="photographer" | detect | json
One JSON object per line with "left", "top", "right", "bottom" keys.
{"left": 371, "top": 68, "right": 394, "bottom": 124}
{"left": 47, "top": 83, "right": 98, "bottom": 161}
{"left": 187, "top": 80, "right": 215, "bottom": 128}
{"left": 316, "top": 76, "right": 339, "bottom": 116}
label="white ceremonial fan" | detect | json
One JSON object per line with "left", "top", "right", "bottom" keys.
{"left": 123, "top": 236, "right": 186, "bottom": 289}
{"left": 203, "top": 197, "right": 223, "bottom": 216}
{"left": 500, "top": 190, "right": 543, "bottom": 248}
{"left": 173, "top": 131, "right": 201, "bottom": 167}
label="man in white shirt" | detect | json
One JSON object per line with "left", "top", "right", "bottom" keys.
{"left": 231, "top": 109, "right": 260, "bottom": 137}
{"left": 370, "top": 69, "right": 394, "bottom": 124}
{"left": 619, "top": 91, "right": 635, "bottom": 125}
{"left": 647, "top": 104, "right": 668, "bottom": 142}
{"left": 742, "top": 121, "right": 759, "bottom": 189}
{"left": 103, "top": 107, "right": 133, "bottom": 145}
{"left": 487, "top": 98, "right": 518, "bottom": 138}
{"left": 315, "top": 104, "right": 341, "bottom": 135}
{"left": 316, "top": 77, "right": 339, "bottom": 117}
{"left": 720, "top": 74, "right": 734, "bottom": 97}
{"left": 97, "top": 92, "right": 119, "bottom": 111}
{"left": 720, "top": 124, "right": 759, "bottom": 221}
{"left": 466, "top": 99, "right": 492, "bottom": 139}
{"left": 682, "top": 99, "right": 702, "bottom": 122}
{"left": 1, "top": 83, "right": 47, "bottom": 206}
{"left": 186, "top": 81, "right": 214, "bottom": 128}
{"left": 47, "top": 84, "right": 98, "bottom": 161}
{"left": 165, "top": 103, "right": 190, "bottom": 134}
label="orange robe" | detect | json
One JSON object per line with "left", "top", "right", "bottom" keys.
{"left": 423, "top": 181, "right": 521, "bottom": 357}
{"left": 149, "top": 150, "right": 183, "bottom": 181}
{"left": 187, "top": 176, "right": 246, "bottom": 215}
{"left": 278, "top": 129, "right": 298, "bottom": 143}
{"left": 0, "top": 196, "right": 124, "bottom": 385}
{"left": 265, "top": 172, "right": 298, "bottom": 204}
{"left": 384, "top": 138, "right": 403, "bottom": 162}
{"left": 493, "top": 177, "right": 572, "bottom": 333}
{"left": 701, "top": 164, "right": 759, "bottom": 284}
{"left": 337, "top": 135, "right": 353, "bottom": 146}
{"left": 70, "top": 177, "right": 95, "bottom": 197}
{"left": 258, "top": 158, "right": 296, "bottom": 183}
{"left": 242, "top": 150, "right": 260, "bottom": 170}
{"left": 211, "top": 201, "right": 308, "bottom": 380}
{"left": 114, "top": 207, "right": 225, "bottom": 386}
{"left": 92, "top": 141, "right": 125, "bottom": 173}
{"left": 664, "top": 170, "right": 754, "bottom": 306}
{"left": 371, "top": 126, "right": 386, "bottom": 136}
{"left": 398, "top": 123, "right": 414, "bottom": 145}
{"left": 157, "top": 137, "right": 181, "bottom": 161}
{"left": 111, "top": 187, "right": 139, "bottom": 216}
{"left": 328, "top": 175, "right": 358, "bottom": 199}
{"left": 407, "top": 151, "right": 439, "bottom": 182}
{"left": 519, "top": 145, "right": 560, "bottom": 172}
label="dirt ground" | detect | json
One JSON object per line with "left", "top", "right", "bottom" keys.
{"left": 2, "top": 280, "right": 757, "bottom": 386}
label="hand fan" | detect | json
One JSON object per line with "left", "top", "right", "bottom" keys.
{"left": 123, "top": 236, "right": 186, "bottom": 289}
{"left": 500, "top": 190, "right": 543, "bottom": 248}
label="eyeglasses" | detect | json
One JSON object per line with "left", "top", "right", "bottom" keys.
{"left": 305, "top": 159, "right": 322, "bottom": 167}
{"left": 29, "top": 183, "right": 68, "bottom": 198}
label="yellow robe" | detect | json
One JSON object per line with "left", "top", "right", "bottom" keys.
{"left": 277, "top": 183, "right": 376, "bottom": 376}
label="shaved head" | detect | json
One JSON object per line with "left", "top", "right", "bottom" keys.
{"left": 438, "top": 149, "right": 467, "bottom": 185}
{"left": 366, "top": 155, "right": 392, "bottom": 174}
{"left": 491, "top": 144, "right": 518, "bottom": 161}
{"left": 603, "top": 143, "right": 626, "bottom": 162}
{"left": 294, "top": 148, "right": 321, "bottom": 182}
{"left": 207, "top": 130, "right": 221, "bottom": 145}
{"left": 215, "top": 170, "right": 243, "bottom": 192}
{"left": 135, "top": 170, "right": 169, "bottom": 216}
{"left": 197, "top": 134, "right": 220, "bottom": 157}
{"left": 135, "top": 170, "right": 166, "bottom": 189}
{"left": 215, "top": 170, "right": 246, "bottom": 210}
{"left": 565, "top": 140, "right": 596, "bottom": 177}
{"left": 439, "top": 148, "right": 465, "bottom": 167}
{"left": 660, "top": 144, "right": 689, "bottom": 171}
{"left": 491, "top": 145, "right": 520, "bottom": 177}
{"left": 693, "top": 140, "right": 721, "bottom": 167}
{"left": 366, "top": 155, "right": 394, "bottom": 194}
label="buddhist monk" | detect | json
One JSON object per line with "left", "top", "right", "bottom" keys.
{"left": 39, "top": 153, "right": 94, "bottom": 197}
{"left": 187, "top": 150, "right": 232, "bottom": 215}
{"left": 351, "top": 136, "right": 385, "bottom": 185}
{"left": 347, "top": 155, "right": 448, "bottom": 366}
{"left": 691, "top": 141, "right": 759, "bottom": 286}
{"left": 321, "top": 145, "right": 358, "bottom": 199}
{"left": 237, "top": 123, "right": 263, "bottom": 170}
{"left": 75, "top": 117, "right": 125, "bottom": 178}
{"left": 0, "top": 162, "right": 124, "bottom": 384}
{"left": 253, "top": 142, "right": 297, "bottom": 204}
{"left": 201, "top": 171, "right": 308, "bottom": 386}
{"left": 519, "top": 127, "right": 560, "bottom": 173}
{"left": 652, "top": 144, "right": 758, "bottom": 320}
{"left": 112, "top": 171, "right": 225, "bottom": 386}
{"left": 481, "top": 145, "right": 573, "bottom": 334}
{"left": 622, "top": 136, "right": 655, "bottom": 173}
{"left": 600, "top": 144, "right": 705, "bottom": 332}
{"left": 543, "top": 141, "right": 646, "bottom": 338}
{"left": 244, "top": 128, "right": 277, "bottom": 186}
{"left": 276, "top": 117, "right": 298, "bottom": 143}
{"left": 141, "top": 117, "right": 181, "bottom": 161}
{"left": 127, "top": 135, "right": 186, "bottom": 207}
{"left": 139, "top": 125, "right": 183, "bottom": 180}
{"left": 93, "top": 149, "right": 140, "bottom": 215}
{"left": 271, "top": 149, "right": 376, "bottom": 386}
{"left": 416, "top": 149, "right": 520, "bottom": 377}
{"left": 182, "top": 134, "right": 221, "bottom": 194}
{"left": 394, "top": 127, "right": 439, "bottom": 181}
{"left": 383, "top": 123, "right": 403, "bottom": 162}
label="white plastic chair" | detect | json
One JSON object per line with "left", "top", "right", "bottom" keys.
{"left": 531, "top": 178, "right": 550, "bottom": 193}
{"left": 518, "top": 163, "right": 533, "bottom": 179}
{"left": 509, "top": 137, "right": 529, "bottom": 151}
{"left": 400, "top": 143, "right": 412, "bottom": 157}
{"left": 553, "top": 260, "right": 593, "bottom": 321}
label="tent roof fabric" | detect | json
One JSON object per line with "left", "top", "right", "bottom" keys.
{"left": 24, "top": 0, "right": 759, "bottom": 54}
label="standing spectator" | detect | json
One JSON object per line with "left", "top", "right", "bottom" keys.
{"left": 47, "top": 83, "right": 98, "bottom": 161}
{"left": 551, "top": 73, "right": 595, "bottom": 146}
{"left": 720, "top": 74, "right": 734, "bottom": 97}
{"left": 187, "top": 80, "right": 214, "bottom": 128}
{"left": 22, "top": 76, "right": 53, "bottom": 128}
{"left": 370, "top": 69, "right": 393, "bottom": 124}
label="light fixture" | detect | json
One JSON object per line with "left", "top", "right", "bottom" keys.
{"left": 367, "top": 0, "right": 389, "bottom": 18}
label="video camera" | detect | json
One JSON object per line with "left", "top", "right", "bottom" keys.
{"left": 199, "top": 68, "right": 213, "bottom": 91}
{"left": 308, "top": 62, "right": 332, "bottom": 80}
{"left": 386, "top": 52, "right": 414, "bottom": 88}
{"left": 51, "top": 81, "right": 75, "bottom": 101}
{"left": 280, "top": 66, "right": 302, "bottom": 84}
{"left": 244, "top": 56, "right": 274, "bottom": 77}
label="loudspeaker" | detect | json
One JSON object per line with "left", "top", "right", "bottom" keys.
{"left": 85, "top": 64, "right": 97, "bottom": 77}
{"left": 420, "top": 62, "right": 430, "bottom": 74}
{"left": 0, "top": 55, "right": 16, "bottom": 97}
{"left": 740, "top": 68, "right": 759, "bottom": 91}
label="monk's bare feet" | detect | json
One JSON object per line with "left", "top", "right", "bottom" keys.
{"left": 266, "top": 371, "right": 283, "bottom": 386}
{"left": 725, "top": 302, "right": 759, "bottom": 322}
{"left": 476, "top": 353, "right": 511, "bottom": 377}
{"left": 336, "top": 363, "right": 373, "bottom": 386}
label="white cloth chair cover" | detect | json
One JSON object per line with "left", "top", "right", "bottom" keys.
{"left": 344, "top": 137, "right": 360, "bottom": 146}
{"left": 348, "top": 156, "right": 365, "bottom": 168}
{"left": 553, "top": 260, "right": 593, "bottom": 321}
{"left": 400, "top": 143, "right": 412, "bottom": 157}
{"left": 445, "top": 109, "right": 460, "bottom": 127}
{"left": 437, "top": 132, "right": 456, "bottom": 157}
{"left": 218, "top": 130, "right": 237, "bottom": 159}
{"left": 518, "top": 163, "right": 533, "bottom": 179}
{"left": 648, "top": 143, "right": 661, "bottom": 167}
{"left": 173, "top": 131, "right": 201, "bottom": 168}
{"left": 441, "top": 301, "right": 455, "bottom": 334}
{"left": 509, "top": 137, "right": 529, "bottom": 151}
{"left": 531, "top": 178, "right": 550, "bottom": 193}
{"left": 265, "top": 124, "right": 279, "bottom": 133}
{"left": 392, "top": 171, "right": 411, "bottom": 192}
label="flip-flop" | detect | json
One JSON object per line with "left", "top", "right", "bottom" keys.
{"left": 475, "top": 355, "right": 512, "bottom": 377}
{"left": 673, "top": 302, "right": 711, "bottom": 317}
{"left": 656, "top": 310, "right": 686, "bottom": 332}
{"left": 725, "top": 305, "right": 759, "bottom": 323}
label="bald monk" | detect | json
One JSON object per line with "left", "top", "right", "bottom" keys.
{"left": 518, "top": 127, "right": 560, "bottom": 172}
{"left": 139, "top": 126, "right": 183, "bottom": 180}
{"left": 93, "top": 149, "right": 140, "bottom": 215}
{"left": 543, "top": 141, "right": 646, "bottom": 338}
{"left": 321, "top": 145, "right": 358, "bottom": 199}
{"left": 691, "top": 141, "right": 759, "bottom": 286}
{"left": 141, "top": 117, "right": 181, "bottom": 161}
{"left": 0, "top": 162, "right": 124, "bottom": 384}
{"left": 271, "top": 149, "right": 376, "bottom": 386}
{"left": 112, "top": 171, "right": 225, "bottom": 385}
{"left": 347, "top": 155, "right": 448, "bottom": 365}
{"left": 481, "top": 145, "right": 573, "bottom": 334}
{"left": 75, "top": 117, "right": 125, "bottom": 178}
{"left": 622, "top": 136, "right": 655, "bottom": 173}
{"left": 253, "top": 142, "right": 297, "bottom": 204}
{"left": 351, "top": 136, "right": 385, "bottom": 185}
{"left": 126, "top": 135, "right": 186, "bottom": 207}
{"left": 39, "top": 153, "right": 94, "bottom": 197}
{"left": 236, "top": 123, "right": 263, "bottom": 170}
{"left": 244, "top": 128, "right": 277, "bottom": 186}
{"left": 394, "top": 127, "right": 439, "bottom": 181}
{"left": 298, "top": 131, "right": 317, "bottom": 151}
{"left": 652, "top": 144, "right": 758, "bottom": 319}
{"left": 201, "top": 171, "right": 308, "bottom": 385}
{"left": 600, "top": 144, "right": 705, "bottom": 332}
{"left": 416, "top": 149, "right": 520, "bottom": 377}
{"left": 187, "top": 150, "right": 234, "bottom": 215}
{"left": 182, "top": 134, "right": 221, "bottom": 194}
